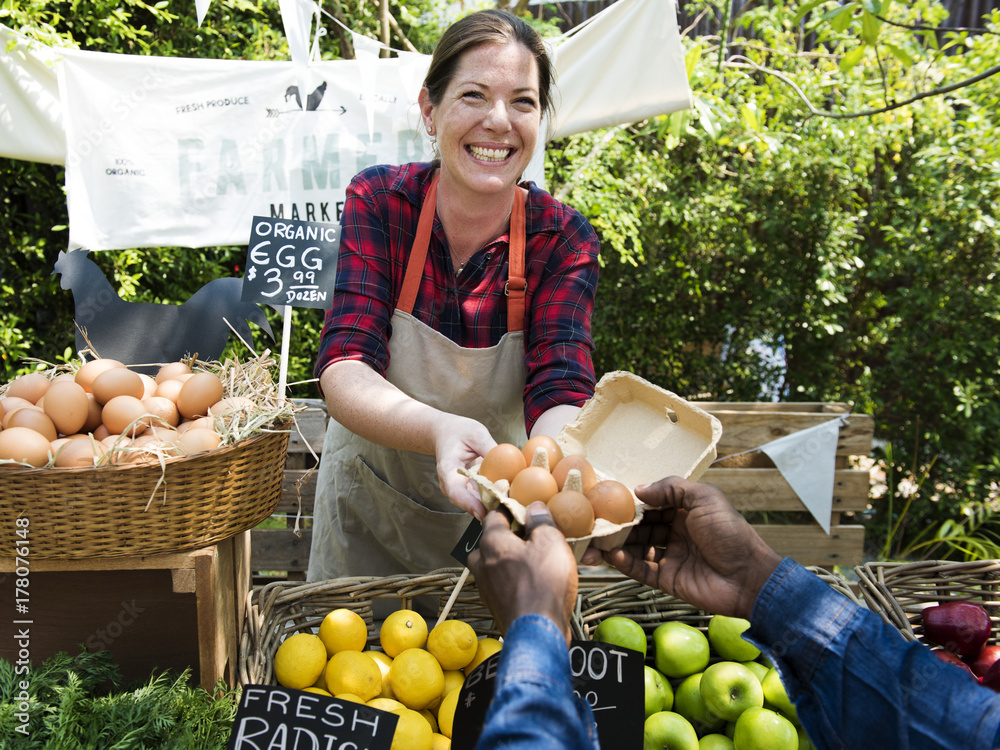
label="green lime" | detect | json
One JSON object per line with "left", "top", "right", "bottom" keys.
{"left": 593, "top": 615, "right": 647, "bottom": 658}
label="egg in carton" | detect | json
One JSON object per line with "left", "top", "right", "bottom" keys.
{"left": 462, "top": 371, "right": 723, "bottom": 561}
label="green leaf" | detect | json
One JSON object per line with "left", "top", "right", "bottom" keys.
{"left": 884, "top": 42, "right": 913, "bottom": 66}
{"left": 839, "top": 44, "right": 867, "bottom": 72}
{"left": 824, "top": 5, "right": 854, "bottom": 33}
{"left": 861, "top": 10, "right": 882, "bottom": 45}
{"left": 794, "top": 0, "right": 827, "bottom": 25}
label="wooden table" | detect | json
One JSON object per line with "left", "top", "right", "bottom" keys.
{"left": 0, "top": 531, "right": 249, "bottom": 692}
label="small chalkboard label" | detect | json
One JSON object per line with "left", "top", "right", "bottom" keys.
{"left": 450, "top": 518, "right": 484, "bottom": 567}
{"left": 451, "top": 641, "right": 643, "bottom": 747}
{"left": 227, "top": 685, "right": 397, "bottom": 750}
{"left": 242, "top": 216, "right": 339, "bottom": 309}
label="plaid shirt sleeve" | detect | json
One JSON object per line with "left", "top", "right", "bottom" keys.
{"left": 314, "top": 163, "right": 599, "bottom": 433}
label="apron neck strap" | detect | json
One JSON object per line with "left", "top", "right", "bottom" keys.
{"left": 397, "top": 171, "right": 528, "bottom": 334}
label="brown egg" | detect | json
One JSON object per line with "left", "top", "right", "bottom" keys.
{"left": 521, "top": 435, "right": 564, "bottom": 470}
{"left": 0, "top": 426, "right": 53, "bottom": 466}
{"left": 176, "top": 416, "right": 215, "bottom": 434}
{"left": 53, "top": 437, "right": 107, "bottom": 468}
{"left": 43, "top": 380, "right": 90, "bottom": 436}
{"left": 1, "top": 396, "right": 35, "bottom": 424}
{"left": 548, "top": 490, "right": 595, "bottom": 538}
{"left": 51, "top": 373, "right": 77, "bottom": 385}
{"left": 101, "top": 395, "right": 149, "bottom": 437}
{"left": 6, "top": 372, "right": 50, "bottom": 404}
{"left": 154, "top": 378, "right": 184, "bottom": 404}
{"left": 208, "top": 396, "right": 256, "bottom": 417}
{"left": 93, "top": 423, "right": 113, "bottom": 441}
{"left": 155, "top": 361, "right": 193, "bottom": 383}
{"left": 479, "top": 443, "right": 527, "bottom": 484}
{"left": 50, "top": 436, "right": 75, "bottom": 455}
{"left": 91, "top": 367, "right": 144, "bottom": 405}
{"left": 177, "top": 373, "right": 224, "bottom": 419}
{"left": 552, "top": 455, "right": 598, "bottom": 494}
{"left": 139, "top": 373, "right": 158, "bottom": 400}
{"left": 7, "top": 407, "right": 58, "bottom": 442}
{"left": 141, "top": 396, "right": 181, "bottom": 428}
{"left": 82, "top": 393, "right": 104, "bottom": 433}
{"left": 509, "top": 466, "right": 559, "bottom": 507}
{"left": 587, "top": 480, "right": 636, "bottom": 525}
{"left": 75, "top": 358, "right": 126, "bottom": 393}
{"left": 178, "top": 427, "right": 222, "bottom": 455}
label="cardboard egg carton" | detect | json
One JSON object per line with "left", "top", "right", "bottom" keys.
{"left": 463, "top": 371, "right": 723, "bottom": 560}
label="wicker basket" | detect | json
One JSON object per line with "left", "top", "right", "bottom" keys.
{"left": 572, "top": 567, "right": 861, "bottom": 654}
{"left": 240, "top": 568, "right": 503, "bottom": 686}
{"left": 0, "top": 424, "right": 290, "bottom": 559}
{"left": 855, "top": 560, "right": 1000, "bottom": 644}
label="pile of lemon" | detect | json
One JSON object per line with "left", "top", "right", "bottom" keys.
{"left": 272, "top": 607, "right": 502, "bottom": 750}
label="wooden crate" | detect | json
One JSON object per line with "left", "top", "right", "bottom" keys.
{"left": 697, "top": 402, "right": 874, "bottom": 567}
{"left": 0, "top": 531, "right": 250, "bottom": 691}
{"left": 252, "top": 400, "right": 873, "bottom": 581}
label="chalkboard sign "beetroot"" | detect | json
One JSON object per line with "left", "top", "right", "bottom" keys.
{"left": 242, "top": 216, "right": 340, "bottom": 309}
{"left": 227, "top": 685, "right": 397, "bottom": 750}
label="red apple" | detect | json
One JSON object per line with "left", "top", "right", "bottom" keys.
{"left": 931, "top": 648, "right": 978, "bottom": 679}
{"left": 921, "top": 601, "right": 991, "bottom": 656}
{"left": 982, "top": 659, "right": 1000, "bottom": 692}
{"left": 967, "top": 644, "right": 1000, "bottom": 678}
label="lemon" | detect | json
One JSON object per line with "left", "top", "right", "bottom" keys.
{"left": 429, "top": 670, "right": 465, "bottom": 711}
{"left": 325, "top": 650, "right": 382, "bottom": 702}
{"left": 420, "top": 708, "right": 439, "bottom": 733}
{"left": 431, "top": 733, "right": 451, "bottom": 750}
{"left": 465, "top": 637, "right": 503, "bottom": 674}
{"left": 303, "top": 687, "right": 332, "bottom": 696}
{"left": 390, "top": 707, "right": 434, "bottom": 750}
{"left": 390, "top": 647, "right": 445, "bottom": 710}
{"left": 368, "top": 697, "right": 404, "bottom": 712}
{"left": 380, "top": 609, "right": 428, "bottom": 657}
{"left": 437, "top": 685, "right": 462, "bottom": 739}
{"left": 365, "top": 650, "right": 395, "bottom": 698}
{"left": 427, "top": 620, "right": 478, "bottom": 671}
{"left": 319, "top": 608, "right": 369, "bottom": 656}
{"left": 273, "top": 632, "right": 327, "bottom": 690}
{"left": 335, "top": 693, "right": 364, "bottom": 703}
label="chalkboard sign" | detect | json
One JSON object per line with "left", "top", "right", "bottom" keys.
{"left": 450, "top": 518, "right": 484, "bottom": 567}
{"left": 227, "top": 685, "right": 397, "bottom": 750}
{"left": 242, "top": 216, "right": 340, "bottom": 309}
{"left": 451, "top": 641, "right": 643, "bottom": 747}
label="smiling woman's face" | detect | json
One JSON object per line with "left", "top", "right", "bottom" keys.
{"left": 420, "top": 42, "right": 541, "bottom": 202}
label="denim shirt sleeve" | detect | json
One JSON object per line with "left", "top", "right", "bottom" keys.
{"left": 747, "top": 557, "right": 1000, "bottom": 750}
{"left": 475, "top": 614, "right": 600, "bottom": 750}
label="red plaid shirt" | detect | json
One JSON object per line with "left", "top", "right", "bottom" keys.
{"left": 314, "top": 162, "right": 599, "bottom": 432}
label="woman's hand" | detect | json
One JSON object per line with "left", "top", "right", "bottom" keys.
{"left": 432, "top": 413, "right": 496, "bottom": 519}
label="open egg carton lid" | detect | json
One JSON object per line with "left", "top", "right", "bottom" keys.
{"left": 463, "top": 371, "right": 723, "bottom": 560}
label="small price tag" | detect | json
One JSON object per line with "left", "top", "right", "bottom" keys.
{"left": 450, "top": 518, "right": 484, "bottom": 567}
{"left": 242, "top": 216, "right": 339, "bottom": 309}
{"left": 227, "top": 685, "right": 397, "bottom": 750}
{"left": 451, "top": 641, "right": 643, "bottom": 747}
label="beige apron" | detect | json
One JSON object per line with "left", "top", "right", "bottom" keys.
{"left": 307, "top": 174, "right": 529, "bottom": 582}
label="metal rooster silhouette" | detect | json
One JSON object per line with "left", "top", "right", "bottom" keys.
{"left": 53, "top": 249, "right": 275, "bottom": 373}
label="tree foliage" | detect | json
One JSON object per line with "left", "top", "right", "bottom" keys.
{"left": 2, "top": 0, "right": 999, "bottom": 559}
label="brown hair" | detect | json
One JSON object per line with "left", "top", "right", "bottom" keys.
{"left": 423, "top": 9, "right": 555, "bottom": 118}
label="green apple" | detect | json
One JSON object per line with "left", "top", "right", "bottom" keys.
{"left": 673, "top": 672, "right": 725, "bottom": 734}
{"left": 643, "top": 711, "right": 699, "bottom": 750}
{"left": 739, "top": 660, "right": 770, "bottom": 684}
{"left": 645, "top": 665, "right": 674, "bottom": 717}
{"left": 761, "top": 667, "right": 799, "bottom": 725}
{"left": 653, "top": 622, "right": 711, "bottom": 678}
{"left": 699, "top": 735, "right": 735, "bottom": 750}
{"left": 594, "top": 615, "right": 647, "bottom": 658}
{"left": 797, "top": 725, "right": 815, "bottom": 750}
{"left": 699, "top": 661, "right": 764, "bottom": 723}
{"left": 732, "top": 706, "right": 798, "bottom": 750}
{"left": 707, "top": 615, "right": 761, "bottom": 662}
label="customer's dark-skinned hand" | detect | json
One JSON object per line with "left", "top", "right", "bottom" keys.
{"left": 468, "top": 502, "right": 578, "bottom": 645}
{"left": 592, "top": 477, "right": 782, "bottom": 620}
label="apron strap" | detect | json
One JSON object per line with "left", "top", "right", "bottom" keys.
{"left": 396, "top": 172, "right": 439, "bottom": 316}
{"left": 397, "top": 172, "right": 528, "bottom": 334}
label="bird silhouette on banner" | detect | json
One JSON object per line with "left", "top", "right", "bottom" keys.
{"left": 285, "top": 81, "right": 328, "bottom": 111}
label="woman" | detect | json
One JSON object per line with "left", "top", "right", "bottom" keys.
{"left": 308, "top": 9, "right": 600, "bottom": 582}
